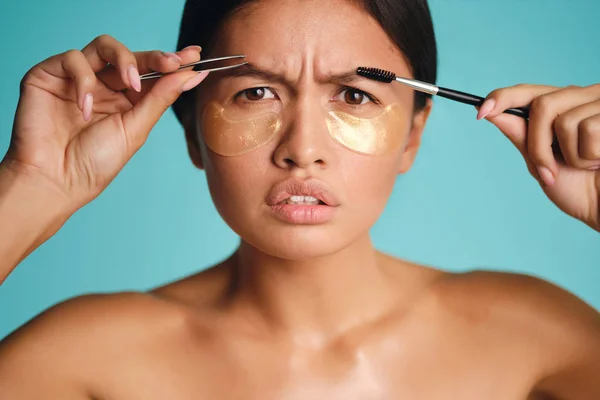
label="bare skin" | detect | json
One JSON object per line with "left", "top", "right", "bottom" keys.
{"left": 0, "top": 1, "right": 599, "bottom": 399}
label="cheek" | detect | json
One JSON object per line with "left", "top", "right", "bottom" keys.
{"left": 202, "top": 150, "right": 269, "bottom": 222}
{"left": 339, "top": 154, "right": 401, "bottom": 208}
{"left": 200, "top": 101, "right": 282, "bottom": 156}
{"left": 326, "top": 104, "right": 409, "bottom": 156}
{"left": 330, "top": 104, "right": 410, "bottom": 207}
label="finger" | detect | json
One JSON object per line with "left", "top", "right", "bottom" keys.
{"left": 130, "top": 45, "right": 200, "bottom": 74}
{"left": 96, "top": 50, "right": 180, "bottom": 93}
{"left": 131, "top": 46, "right": 201, "bottom": 75}
{"left": 486, "top": 112, "right": 528, "bottom": 155}
{"left": 485, "top": 112, "right": 541, "bottom": 179}
{"left": 142, "top": 45, "right": 201, "bottom": 74}
{"left": 579, "top": 112, "right": 600, "bottom": 164}
{"left": 554, "top": 99, "right": 600, "bottom": 168}
{"left": 37, "top": 49, "right": 97, "bottom": 117}
{"left": 175, "top": 45, "right": 202, "bottom": 61}
{"left": 528, "top": 85, "right": 600, "bottom": 184}
{"left": 121, "top": 70, "right": 209, "bottom": 153}
{"left": 98, "top": 45, "right": 201, "bottom": 95}
{"left": 477, "top": 84, "right": 559, "bottom": 120}
{"left": 81, "top": 34, "right": 141, "bottom": 92}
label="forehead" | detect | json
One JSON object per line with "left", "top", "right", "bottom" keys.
{"left": 213, "top": 0, "right": 412, "bottom": 80}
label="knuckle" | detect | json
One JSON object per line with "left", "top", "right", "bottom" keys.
{"left": 19, "top": 58, "right": 48, "bottom": 92}
{"left": 62, "top": 49, "right": 81, "bottom": 59}
{"left": 511, "top": 83, "right": 532, "bottom": 92}
{"left": 155, "top": 50, "right": 172, "bottom": 64}
{"left": 511, "top": 83, "right": 530, "bottom": 92}
{"left": 559, "top": 146, "right": 579, "bottom": 166}
{"left": 19, "top": 69, "right": 34, "bottom": 92}
{"left": 95, "top": 34, "right": 113, "bottom": 45}
{"left": 487, "top": 88, "right": 504, "bottom": 99}
{"left": 554, "top": 114, "right": 577, "bottom": 134}
{"left": 580, "top": 118, "right": 599, "bottom": 135}
{"left": 530, "top": 95, "right": 553, "bottom": 116}
{"left": 583, "top": 148, "right": 600, "bottom": 160}
{"left": 77, "top": 74, "right": 95, "bottom": 88}
{"left": 116, "top": 47, "right": 136, "bottom": 65}
{"left": 528, "top": 150, "right": 546, "bottom": 166}
{"left": 527, "top": 143, "right": 550, "bottom": 165}
{"left": 489, "top": 84, "right": 528, "bottom": 103}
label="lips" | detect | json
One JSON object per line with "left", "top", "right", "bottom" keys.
{"left": 266, "top": 178, "right": 340, "bottom": 207}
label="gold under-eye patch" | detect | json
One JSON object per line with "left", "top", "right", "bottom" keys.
{"left": 201, "top": 101, "right": 282, "bottom": 156}
{"left": 326, "top": 104, "right": 407, "bottom": 155}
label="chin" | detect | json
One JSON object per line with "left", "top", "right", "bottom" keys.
{"left": 233, "top": 219, "right": 363, "bottom": 261}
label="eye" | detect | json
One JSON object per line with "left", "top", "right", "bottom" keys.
{"left": 238, "top": 87, "right": 276, "bottom": 101}
{"left": 334, "top": 87, "right": 377, "bottom": 106}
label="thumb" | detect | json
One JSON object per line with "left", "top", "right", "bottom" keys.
{"left": 121, "top": 70, "right": 209, "bottom": 151}
{"left": 486, "top": 111, "right": 546, "bottom": 185}
{"left": 486, "top": 112, "right": 528, "bottom": 157}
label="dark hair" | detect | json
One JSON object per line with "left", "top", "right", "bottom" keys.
{"left": 172, "top": 0, "right": 437, "bottom": 125}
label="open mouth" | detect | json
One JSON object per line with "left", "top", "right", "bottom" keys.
{"left": 266, "top": 179, "right": 339, "bottom": 224}
{"left": 266, "top": 178, "right": 340, "bottom": 208}
{"left": 279, "top": 195, "right": 327, "bottom": 206}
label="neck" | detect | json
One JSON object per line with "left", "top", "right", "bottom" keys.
{"left": 225, "top": 234, "right": 400, "bottom": 342}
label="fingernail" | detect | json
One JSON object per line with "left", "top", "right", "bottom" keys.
{"left": 78, "top": 93, "right": 85, "bottom": 111}
{"left": 82, "top": 93, "right": 93, "bottom": 122}
{"left": 588, "top": 165, "right": 600, "bottom": 171}
{"left": 162, "top": 52, "right": 182, "bottom": 62}
{"left": 181, "top": 71, "right": 209, "bottom": 92}
{"left": 182, "top": 45, "right": 202, "bottom": 53}
{"left": 128, "top": 65, "right": 142, "bottom": 93}
{"left": 537, "top": 165, "right": 555, "bottom": 186}
{"left": 477, "top": 98, "right": 496, "bottom": 120}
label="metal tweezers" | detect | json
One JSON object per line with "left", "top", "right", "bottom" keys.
{"left": 139, "top": 54, "right": 247, "bottom": 80}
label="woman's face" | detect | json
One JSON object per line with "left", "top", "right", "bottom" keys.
{"left": 186, "top": 0, "right": 431, "bottom": 259}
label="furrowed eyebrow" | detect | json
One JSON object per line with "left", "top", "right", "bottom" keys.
{"left": 220, "top": 63, "right": 285, "bottom": 82}
{"left": 216, "top": 62, "right": 368, "bottom": 86}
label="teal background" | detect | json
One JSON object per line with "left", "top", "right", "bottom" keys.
{"left": 0, "top": 0, "right": 599, "bottom": 339}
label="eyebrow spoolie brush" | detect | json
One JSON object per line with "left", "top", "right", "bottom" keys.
{"left": 356, "top": 67, "right": 530, "bottom": 119}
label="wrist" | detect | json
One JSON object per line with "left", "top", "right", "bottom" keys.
{"left": 0, "top": 160, "right": 74, "bottom": 273}
{"left": 1, "top": 158, "right": 74, "bottom": 217}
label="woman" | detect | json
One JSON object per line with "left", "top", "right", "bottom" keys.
{"left": 0, "top": 0, "right": 598, "bottom": 398}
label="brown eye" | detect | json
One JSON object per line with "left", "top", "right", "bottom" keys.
{"left": 245, "top": 88, "right": 265, "bottom": 100}
{"left": 337, "top": 88, "right": 375, "bottom": 106}
{"left": 344, "top": 89, "right": 366, "bottom": 105}
{"left": 240, "top": 87, "right": 276, "bottom": 101}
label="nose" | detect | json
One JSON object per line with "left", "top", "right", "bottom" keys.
{"left": 273, "top": 98, "right": 333, "bottom": 170}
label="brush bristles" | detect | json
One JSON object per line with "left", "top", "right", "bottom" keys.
{"left": 356, "top": 67, "right": 396, "bottom": 83}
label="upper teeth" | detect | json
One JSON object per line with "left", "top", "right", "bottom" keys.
{"left": 286, "top": 195, "right": 320, "bottom": 205}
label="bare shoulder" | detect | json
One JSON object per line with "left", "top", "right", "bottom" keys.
{"left": 151, "top": 261, "right": 231, "bottom": 307}
{"left": 431, "top": 270, "right": 600, "bottom": 397}
{"left": 0, "top": 291, "right": 194, "bottom": 398}
{"left": 432, "top": 270, "right": 600, "bottom": 330}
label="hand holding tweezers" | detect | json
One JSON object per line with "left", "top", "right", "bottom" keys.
{"left": 139, "top": 54, "right": 247, "bottom": 80}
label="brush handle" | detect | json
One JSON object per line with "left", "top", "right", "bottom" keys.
{"left": 437, "top": 87, "right": 530, "bottom": 119}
